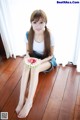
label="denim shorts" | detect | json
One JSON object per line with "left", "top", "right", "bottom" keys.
{"left": 29, "top": 51, "right": 57, "bottom": 72}
{"left": 44, "top": 56, "right": 57, "bottom": 73}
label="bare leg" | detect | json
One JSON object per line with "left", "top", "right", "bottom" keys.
{"left": 16, "top": 64, "right": 30, "bottom": 114}
{"left": 18, "top": 67, "right": 39, "bottom": 118}
{"left": 18, "top": 62, "right": 51, "bottom": 118}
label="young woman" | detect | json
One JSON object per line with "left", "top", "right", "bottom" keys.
{"left": 15, "top": 9, "right": 57, "bottom": 118}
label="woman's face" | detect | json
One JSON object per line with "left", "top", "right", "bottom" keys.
{"left": 31, "top": 18, "right": 46, "bottom": 34}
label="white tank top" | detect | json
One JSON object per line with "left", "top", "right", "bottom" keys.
{"left": 25, "top": 33, "right": 55, "bottom": 54}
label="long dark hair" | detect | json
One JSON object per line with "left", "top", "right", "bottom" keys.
{"left": 28, "top": 10, "right": 52, "bottom": 58}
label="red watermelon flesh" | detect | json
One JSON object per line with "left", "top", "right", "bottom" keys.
{"left": 28, "top": 58, "right": 37, "bottom": 64}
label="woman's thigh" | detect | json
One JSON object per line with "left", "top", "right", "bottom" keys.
{"left": 37, "top": 61, "right": 51, "bottom": 73}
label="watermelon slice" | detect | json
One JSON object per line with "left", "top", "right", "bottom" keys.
{"left": 24, "top": 57, "right": 39, "bottom": 68}
{"left": 27, "top": 58, "right": 37, "bottom": 64}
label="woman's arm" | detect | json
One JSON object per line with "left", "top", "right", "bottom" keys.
{"left": 41, "top": 46, "right": 54, "bottom": 64}
{"left": 26, "top": 43, "right": 30, "bottom": 58}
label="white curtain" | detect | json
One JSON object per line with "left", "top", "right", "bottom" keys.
{"left": 0, "top": 0, "right": 14, "bottom": 58}
{"left": 0, "top": 0, "right": 26, "bottom": 58}
{"left": 0, "top": 0, "right": 80, "bottom": 72}
{"left": 73, "top": 7, "right": 80, "bottom": 72}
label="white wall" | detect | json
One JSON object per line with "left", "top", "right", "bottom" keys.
{"left": 0, "top": 0, "right": 80, "bottom": 64}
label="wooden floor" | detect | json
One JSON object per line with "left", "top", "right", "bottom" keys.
{"left": 0, "top": 57, "right": 80, "bottom": 120}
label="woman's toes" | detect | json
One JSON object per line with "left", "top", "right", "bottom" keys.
{"left": 15, "top": 104, "right": 23, "bottom": 114}
{"left": 18, "top": 102, "right": 32, "bottom": 118}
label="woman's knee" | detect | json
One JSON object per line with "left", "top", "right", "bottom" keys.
{"left": 24, "top": 64, "right": 30, "bottom": 70}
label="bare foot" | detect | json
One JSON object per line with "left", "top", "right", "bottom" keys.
{"left": 18, "top": 100, "right": 32, "bottom": 118}
{"left": 15, "top": 103, "right": 23, "bottom": 114}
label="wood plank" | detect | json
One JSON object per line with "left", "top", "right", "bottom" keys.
{"left": 42, "top": 66, "right": 70, "bottom": 120}
{"left": 0, "top": 57, "right": 22, "bottom": 90}
{"left": 0, "top": 58, "right": 12, "bottom": 76}
{"left": 74, "top": 73, "right": 80, "bottom": 120}
{"left": 26, "top": 66, "right": 59, "bottom": 120}
{"left": 10, "top": 81, "right": 31, "bottom": 120}
{"left": 1, "top": 81, "right": 20, "bottom": 120}
{"left": 0, "top": 57, "right": 79, "bottom": 120}
{"left": 73, "top": 106, "right": 80, "bottom": 120}
{"left": 0, "top": 58, "right": 23, "bottom": 110}
{"left": 58, "top": 67, "right": 80, "bottom": 120}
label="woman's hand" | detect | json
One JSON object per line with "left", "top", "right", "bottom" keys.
{"left": 26, "top": 52, "right": 30, "bottom": 58}
{"left": 37, "top": 59, "right": 42, "bottom": 64}
{"left": 24, "top": 57, "right": 41, "bottom": 68}
{"left": 40, "top": 55, "right": 53, "bottom": 64}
